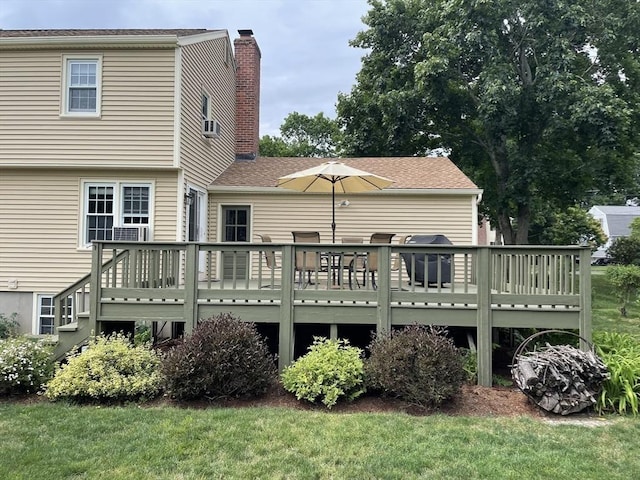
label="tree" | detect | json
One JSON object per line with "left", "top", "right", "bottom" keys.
{"left": 536, "top": 206, "right": 607, "bottom": 250}
{"left": 338, "top": 0, "right": 640, "bottom": 244}
{"left": 259, "top": 112, "right": 343, "bottom": 157}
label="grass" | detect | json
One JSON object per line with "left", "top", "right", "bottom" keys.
{"left": 592, "top": 265, "right": 640, "bottom": 338}
{"left": 1, "top": 266, "right": 639, "bottom": 479}
{"left": 0, "top": 401, "right": 639, "bottom": 479}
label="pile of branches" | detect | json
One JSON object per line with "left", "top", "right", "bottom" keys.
{"left": 511, "top": 344, "right": 609, "bottom": 415}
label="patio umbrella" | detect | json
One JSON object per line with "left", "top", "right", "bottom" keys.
{"left": 277, "top": 161, "right": 393, "bottom": 243}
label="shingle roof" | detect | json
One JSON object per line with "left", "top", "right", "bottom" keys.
{"left": 211, "top": 157, "right": 478, "bottom": 190}
{"left": 0, "top": 29, "right": 214, "bottom": 38}
{"left": 592, "top": 206, "right": 640, "bottom": 238}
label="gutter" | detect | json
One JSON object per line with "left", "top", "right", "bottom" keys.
{"left": 208, "top": 186, "right": 484, "bottom": 196}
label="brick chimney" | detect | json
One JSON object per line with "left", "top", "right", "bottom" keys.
{"left": 234, "top": 29, "right": 261, "bottom": 160}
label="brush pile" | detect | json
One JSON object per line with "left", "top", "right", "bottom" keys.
{"left": 511, "top": 343, "right": 609, "bottom": 415}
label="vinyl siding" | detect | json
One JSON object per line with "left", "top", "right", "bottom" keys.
{"left": 207, "top": 191, "right": 476, "bottom": 277}
{"left": 0, "top": 49, "right": 176, "bottom": 168}
{"left": 179, "top": 37, "right": 236, "bottom": 186}
{"left": 209, "top": 192, "right": 476, "bottom": 244}
{"left": 0, "top": 168, "right": 179, "bottom": 292}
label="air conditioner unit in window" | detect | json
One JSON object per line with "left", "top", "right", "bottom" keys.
{"left": 202, "top": 119, "right": 222, "bottom": 138}
{"left": 112, "top": 226, "right": 150, "bottom": 242}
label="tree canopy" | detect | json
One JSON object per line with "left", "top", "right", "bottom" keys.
{"left": 259, "top": 112, "right": 343, "bottom": 158}
{"left": 337, "top": 0, "right": 640, "bottom": 243}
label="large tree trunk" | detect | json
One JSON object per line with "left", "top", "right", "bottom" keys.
{"left": 515, "top": 203, "right": 531, "bottom": 244}
{"left": 498, "top": 213, "right": 515, "bottom": 245}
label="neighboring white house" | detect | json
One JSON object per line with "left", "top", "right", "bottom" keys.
{"left": 588, "top": 205, "right": 640, "bottom": 262}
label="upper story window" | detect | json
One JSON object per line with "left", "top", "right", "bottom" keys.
{"left": 202, "top": 92, "right": 210, "bottom": 120}
{"left": 82, "top": 182, "right": 152, "bottom": 247}
{"left": 62, "top": 56, "right": 102, "bottom": 117}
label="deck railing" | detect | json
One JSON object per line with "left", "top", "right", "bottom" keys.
{"left": 54, "top": 241, "right": 591, "bottom": 386}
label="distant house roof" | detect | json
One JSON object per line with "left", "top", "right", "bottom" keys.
{"left": 210, "top": 157, "right": 479, "bottom": 191}
{"left": 590, "top": 205, "right": 640, "bottom": 238}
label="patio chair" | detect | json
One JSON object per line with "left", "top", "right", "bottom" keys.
{"left": 365, "top": 232, "right": 395, "bottom": 289}
{"left": 256, "top": 234, "right": 280, "bottom": 288}
{"left": 341, "top": 236, "right": 364, "bottom": 288}
{"left": 391, "top": 236, "right": 410, "bottom": 272}
{"left": 291, "top": 231, "right": 324, "bottom": 288}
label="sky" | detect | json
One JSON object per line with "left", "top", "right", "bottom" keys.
{"left": 0, "top": 0, "right": 371, "bottom": 136}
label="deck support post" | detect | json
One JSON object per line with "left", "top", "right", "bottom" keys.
{"left": 278, "top": 245, "right": 295, "bottom": 371}
{"left": 89, "top": 242, "right": 102, "bottom": 334}
{"left": 579, "top": 247, "right": 592, "bottom": 350}
{"left": 477, "top": 247, "right": 493, "bottom": 386}
{"left": 183, "top": 244, "right": 199, "bottom": 335}
{"left": 376, "top": 246, "right": 392, "bottom": 333}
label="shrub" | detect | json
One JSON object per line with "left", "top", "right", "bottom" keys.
{"left": 607, "top": 236, "right": 640, "bottom": 265}
{"left": 162, "top": 313, "right": 277, "bottom": 400}
{"left": 0, "top": 337, "right": 55, "bottom": 395}
{"left": 281, "top": 337, "right": 365, "bottom": 409}
{"left": 594, "top": 331, "right": 640, "bottom": 415}
{"left": 605, "top": 265, "right": 640, "bottom": 316}
{"left": 365, "top": 325, "right": 466, "bottom": 408}
{"left": 45, "top": 333, "right": 162, "bottom": 402}
{"left": 0, "top": 313, "right": 19, "bottom": 339}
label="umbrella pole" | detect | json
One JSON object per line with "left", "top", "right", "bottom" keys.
{"left": 331, "top": 183, "right": 336, "bottom": 244}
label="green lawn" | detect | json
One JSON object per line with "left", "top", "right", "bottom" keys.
{"left": 1, "top": 401, "right": 639, "bottom": 480}
{"left": 1, "top": 267, "right": 639, "bottom": 479}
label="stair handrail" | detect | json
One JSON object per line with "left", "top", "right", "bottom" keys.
{"left": 54, "top": 249, "right": 130, "bottom": 329}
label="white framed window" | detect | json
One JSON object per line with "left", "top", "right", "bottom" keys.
{"left": 202, "top": 92, "right": 210, "bottom": 120}
{"left": 36, "top": 295, "right": 72, "bottom": 335}
{"left": 81, "top": 181, "right": 152, "bottom": 247}
{"left": 61, "top": 55, "right": 102, "bottom": 117}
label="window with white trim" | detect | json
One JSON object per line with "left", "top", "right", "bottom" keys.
{"left": 37, "top": 295, "right": 72, "bottom": 335}
{"left": 62, "top": 56, "right": 102, "bottom": 116}
{"left": 83, "top": 182, "right": 151, "bottom": 246}
{"left": 202, "top": 92, "right": 210, "bottom": 120}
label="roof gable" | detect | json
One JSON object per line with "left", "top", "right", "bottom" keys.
{"left": 211, "top": 157, "right": 478, "bottom": 190}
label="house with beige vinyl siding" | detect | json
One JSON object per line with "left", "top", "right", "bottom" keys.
{"left": 0, "top": 27, "right": 484, "bottom": 340}
{"left": 0, "top": 28, "right": 257, "bottom": 334}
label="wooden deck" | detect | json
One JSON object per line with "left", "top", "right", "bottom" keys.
{"left": 53, "top": 241, "right": 592, "bottom": 386}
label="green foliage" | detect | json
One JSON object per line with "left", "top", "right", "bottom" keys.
{"left": 45, "top": 333, "right": 162, "bottom": 402}
{"left": 594, "top": 331, "right": 640, "bottom": 415}
{"left": 338, "top": 0, "right": 640, "bottom": 244}
{"left": 281, "top": 337, "right": 365, "bottom": 409}
{"left": 162, "top": 313, "right": 277, "bottom": 400}
{"left": 133, "top": 322, "right": 152, "bottom": 346}
{"left": 0, "top": 337, "right": 55, "bottom": 395}
{"left": 536, "top": 206, "right": 607, "bottom": 249}
{"left": 259, "top": 112, "right": 343, "bottom": 157}
{"left": 605, "top": 265, "right": 640, "bottom": 316}
{"left": 460, "top": 348, "right": 477, "bottom": 384}
{"left": 630, "top": 217, "right": 640, "bottom": 239}
{"left": 0, "top": 312, "right": 19, "bottom": 339}
{"left": 365, "top": 325, "right": 466, "bottom": 408}
{"left": 607, "top": 236, "right": 640, "bottom": 265}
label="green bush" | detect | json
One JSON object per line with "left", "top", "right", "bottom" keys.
{"left": 365, "top": 325, "right": 466, "bottom": 408}
{"left": 594, "top": 331, "right": 640, "bottom": 415}
{"left": 45, "top": 333, "right": 162, "bottom": 402}
{"left": 607, "top": 236, "right": 640, "bottom": 265}
{"left": 0, "top": 337, "right": 55, "bottom": 395}
{"left": 605, "top": 265, "right": 640, "bottom": 316}
{"left": 281, "top": 337, "right": 365, "bottom": 409}
{"left": 0, "top": 313, "right": 19, "bottom": 339}
{"left": 161, "top": 313, "right": 277, "bottom": 400}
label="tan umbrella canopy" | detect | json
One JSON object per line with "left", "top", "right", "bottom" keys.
{"left": 277, "top": 161, "right": 393, "bottom": 243}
